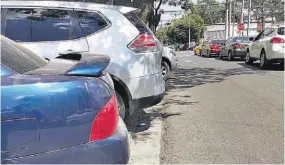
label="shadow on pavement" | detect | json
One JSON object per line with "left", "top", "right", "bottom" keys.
{"left": 166, "top": 66, "right": 260, "bottom": 90}
{"left": 237, "top": 62, "right": 284, "bottom": 71}
{"left": 214, "top": 57, "right": 245, "bottom": 61}
{"left": 134, "top": 109, "right": 181, "bottom": 134}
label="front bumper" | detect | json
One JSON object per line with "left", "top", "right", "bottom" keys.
{"left": 170, "top": 57, "right": 178, "bottom": 70}
{"left": 3, "top": 118, "right": 130, "bottom": 164}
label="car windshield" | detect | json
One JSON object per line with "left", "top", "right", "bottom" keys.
{"left": 233, "top": 37, "right": 250, "bottom": 43}
{"left": 212, "top": 40, "right": 225, "bottom": 44}
{"left": 1, "top": 36, "right": 48, "bottom": 74}
{"left": 277, "top": 27, "right": 284, "bottom": 35}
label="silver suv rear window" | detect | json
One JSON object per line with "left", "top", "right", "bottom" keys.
{"left": 124, "top": 12, "right": 153, "bottom": 35}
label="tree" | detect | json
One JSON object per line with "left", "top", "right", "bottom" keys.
{"left": 156, "top": 13, "right": 204, "bottom": 44}
{"left": 191, "top": 0, "right": 225, "bottom": 25}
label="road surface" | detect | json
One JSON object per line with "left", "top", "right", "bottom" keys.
{"left": 160, "top": 51, "right": 284, "bottom": 164}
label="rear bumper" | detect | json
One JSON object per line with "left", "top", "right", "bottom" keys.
{"left": 232, "top": 49, "right": 247, "bottom": 57}
{"left": 3, "top": 118, "right": 130, "bottom": 164}
{"left": 131, "top": 92, "right": 165, "bottom": 111}
{"left": 210, "top": 49, "right": 221, "bottom": 54}
{"left": 268, "top": 51, "right": 284, "bottom": 60}
{"left": 123, "top": 72, "right": 165, "bottom": 105}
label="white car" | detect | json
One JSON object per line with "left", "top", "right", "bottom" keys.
{"left": 245, "top": 26, "right": 284, "bottom": 69}
{"left": 0, "top": 1, "right": 165, "bottom": 120}
{"left": 162, "top": 45, "right": 177, "bottom": 80}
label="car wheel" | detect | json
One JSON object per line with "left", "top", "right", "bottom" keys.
{"left": 161, "top": 61, "right": 170, "bottom": 81}
{"left": 260, "top": 51, "right": 269, "bottom": 70}
{"left": 245, "top": 51, "right": 253, "bottom": 64}
{"left": 228, "top": 51, "right": 233, "bottom": 61}
{"left": 116, "top": 91, "right": 126, "bottom": 119}
{"left": 218, "top": 52, "right": 222, "bottom": 59}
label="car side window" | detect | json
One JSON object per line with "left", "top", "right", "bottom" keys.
{"left": 4, "top": 8, "right": 72, "bottom": 42}
{"left": 5, "top": 8, "right": 32, "bottom": 42}
{"left": 75, "top": 10, "right": 108, "bottom": 36}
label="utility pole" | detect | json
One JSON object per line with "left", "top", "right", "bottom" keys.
{"left": 240, "top": 0, "right": 245, "bottom": 36}
{"left": 262, "top": 2, "right": 265, "bottom": 30}
{"left": 247, "top": 0, "right": 251, "bottom": 36}
{"left": 228, "top": 0, "right": 232, "bottom": 38}
{"left": 189, "top": 15, "right": 191, "bottom": 47}
{"left": 232, "top": 0, "right": 236, "bottom": 37}
{"left": 181, "top": 3, "right": 192, "bottom": 47}
{"left": 240, "top": 0, "right": 245, "bottom": 23}
{"left": 225, "top": 0, "right": 229, "bottom": 39}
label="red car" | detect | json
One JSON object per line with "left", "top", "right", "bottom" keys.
{"left": 201, "top": 39, "right": 226, "bottom": 57}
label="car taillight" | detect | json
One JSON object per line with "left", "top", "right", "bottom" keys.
{"left": 235, "top": 43, "right": 243, "bottom": 48}
{"left": 270, "top": 37, "right": 285, "bottom": 44}
{"left": 128, "top": 34, "right": 158, "bottom": 53}
{"left": 89, "top": 94, "right": 118, "bottom": 142}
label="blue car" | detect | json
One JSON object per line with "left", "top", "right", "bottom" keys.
{"left": 1, "top": 36, "right": 130, "bottom": 164}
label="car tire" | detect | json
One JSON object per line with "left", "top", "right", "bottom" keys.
{"left": 245, "top": 51, "right": 253, "bottom": 64}
{"left": 218, "top": 52, "right": 223, "bottom": 59}
{"left": 260, "top": 51, "right": 269, "bottom": 70}
{"left": 116, "top": 91, "right": 126, "bottom": 119}
{"left": 228, "top": 51, "right": 233, "bottom": 61}
{"left": 161, "top": 61, "right": 170, "bottom": 81}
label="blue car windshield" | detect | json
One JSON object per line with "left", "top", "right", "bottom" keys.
{"left": 1, "top": 36, "right": 48, "bottom": 74}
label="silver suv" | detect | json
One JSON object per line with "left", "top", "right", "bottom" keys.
{"left": 1, "top": 1, "right": 165, "bottom": 119}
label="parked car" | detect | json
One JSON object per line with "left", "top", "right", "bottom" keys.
{"left": 162, "top": 45, "right": 178, "bottom": 80}
{"left": 1, "top": 36, "right": 129, "bottom": 164}
{"left": 219, "top": 36, "right": 251, "bottom": 60}
{"left": 201, "top": 39, "right": 225, "bottom": 57}
{"left": 194, "top": 41, "right": 207, "bottom": 56}
{"left": 246, "top": 26, "right": 284, "bottom": 69}
{"left": 0, "top": 1, "right": 165, "bottom": 120}
{"left": 188, "top": 45, "right": 197, "bottom": 51}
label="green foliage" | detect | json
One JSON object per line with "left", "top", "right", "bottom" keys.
{"left": 156, "top": 13, "right": 204, "bottom": 44}
{"left": 191, "top": 0, "right": 225, "bottom": 25}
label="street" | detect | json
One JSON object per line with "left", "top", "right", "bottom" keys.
{"left": 130, "top": 50, "right": 284, "bottom": 164}
{"left": 161, "top": 51, "right": 284, "bottom": 163}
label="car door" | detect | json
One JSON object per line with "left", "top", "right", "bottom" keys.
{"left": 1, "top": 7, "right": 89, "bottom": 59}
{"left": 258, "top": 28, "right": 273, "bottom": 54}
{"left": 261, "top": 28, "right": 275, "bottom": 55}
{"left": 250, "top": 30, "right": 265, "bottom": 58}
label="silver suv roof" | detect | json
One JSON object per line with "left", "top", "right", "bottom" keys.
{"left": 0, "top": 1, "right": 138, "bottom": 14}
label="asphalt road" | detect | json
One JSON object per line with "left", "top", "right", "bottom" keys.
{"left": 160, "top": 51, "right": 284, "bottom": 164}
